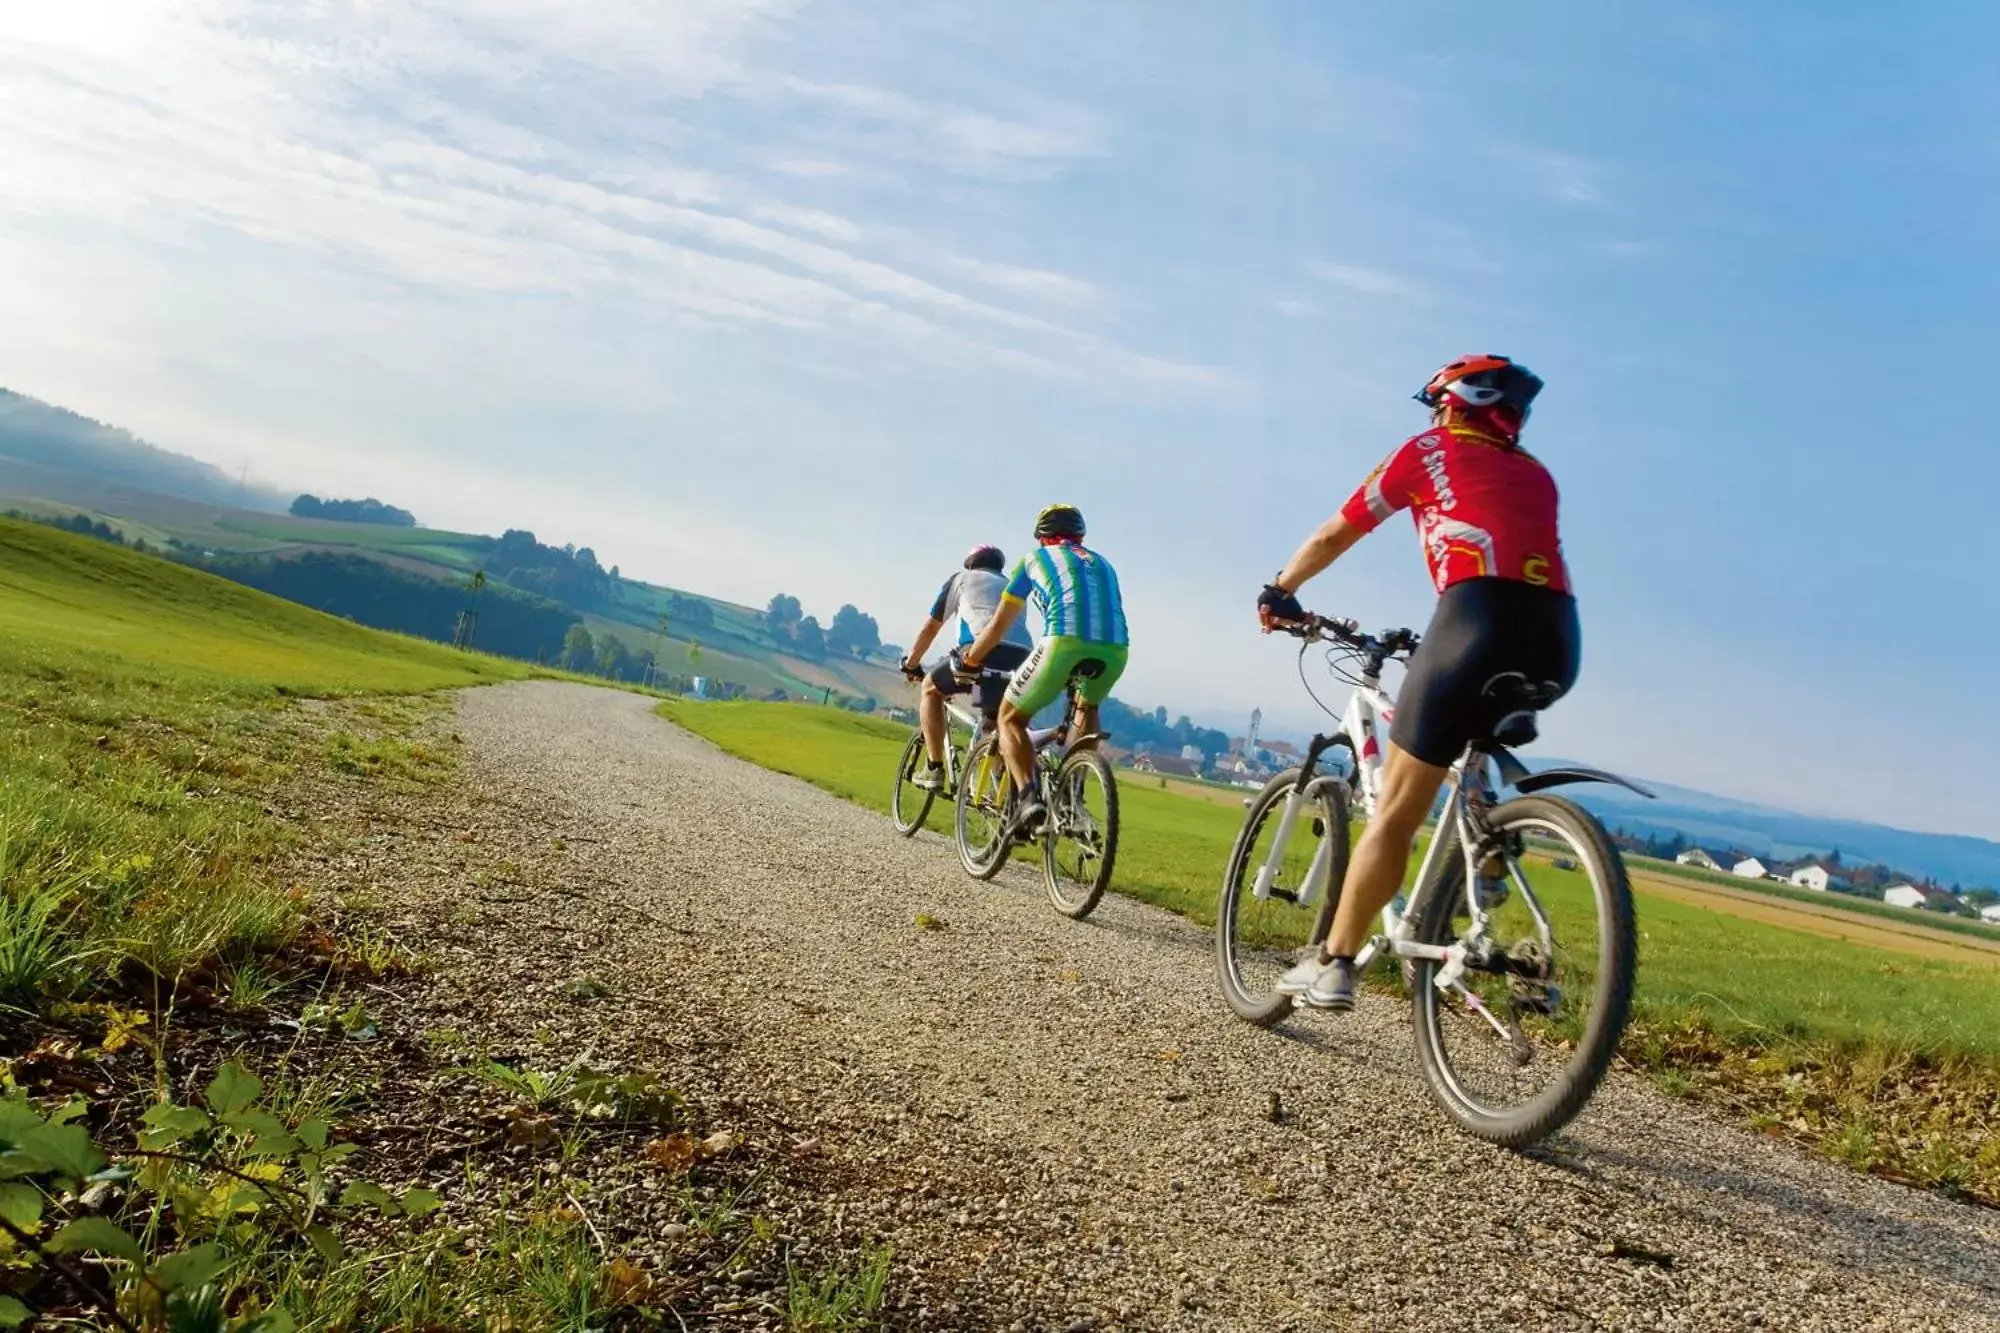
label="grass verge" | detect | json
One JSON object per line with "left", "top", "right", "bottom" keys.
{"left": 657, "top": 698, "right": 2000, "bottom": 1205}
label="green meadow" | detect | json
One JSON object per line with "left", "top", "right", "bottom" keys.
{"left": 0, "top": 517, "right": 523, "bottom": 1006}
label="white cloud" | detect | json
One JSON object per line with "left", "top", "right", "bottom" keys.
{"left": 0, "top": 2, "right": 1218, "bottom": 389}
{"left": 769, "top": 74, "right": 1104, "bottom": 179}
{"left": 760, "top": 157, "right": 850, "bottom": 177}
{"left": 1304, "top": 260, "right": 1419, "bottom": 300}
{"left": 949, "top": 258, "right": 1098, "bottom": 307}
{"left": 1271, "top": 297, "right": 1318, "bottom": 318}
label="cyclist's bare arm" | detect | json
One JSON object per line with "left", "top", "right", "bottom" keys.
{"left": 961, "top": 597, "right": 1026, "bottom": 669}
{"left": 1275, "top": 513, "right": 1365, "bottom": 594}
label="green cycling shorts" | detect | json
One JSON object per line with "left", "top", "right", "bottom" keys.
{"left": 1004, "top": 636, "right": 1128, "bottom": 716}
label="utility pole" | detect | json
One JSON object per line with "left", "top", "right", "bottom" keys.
{"left": 452, "top": 569, "right": 486, "bottom": 651}
{"left": 645, "top": 612, "right": 670, "bottom": 690}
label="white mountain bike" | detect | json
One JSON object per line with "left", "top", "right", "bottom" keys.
{"left": 1216, "top": 613, "right": 1648, "bottom": 1146}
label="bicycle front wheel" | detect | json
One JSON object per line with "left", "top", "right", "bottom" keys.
{"left": 1043, "top": 749, "right": 1119, "bottom": 919}
{"left": 1215, "top": 769, "right": 1346, "bottom": 1027}
{"left": 1409, "top": 794, "right": 1635, "bottom": 1147}
{"left": 890, "top": 733, "right": 936, "bottom": 837}
{"left": 954, "top": 735, "right": 1012, "bottom": 879}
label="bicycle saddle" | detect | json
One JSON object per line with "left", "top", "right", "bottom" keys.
{"left": 1480, "top": 672, "right": 1563, "bottom": 747}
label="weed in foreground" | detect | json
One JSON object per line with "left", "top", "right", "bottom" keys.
{"left": 785, "top": 1243, "right": 893, "bottom": 1332}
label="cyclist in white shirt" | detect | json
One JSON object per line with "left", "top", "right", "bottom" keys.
{"left": 898, "top": 545, "right": 1035, "bottom": 790}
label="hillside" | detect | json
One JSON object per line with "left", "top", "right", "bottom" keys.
{"left": 0, "top": 515, "right": 521, "bottom": 692}
{"left": 0, "top": 387, "right": 287, "bottom": 510}
{"left": 0, "top": 461, "right": 908, "bottom": 704}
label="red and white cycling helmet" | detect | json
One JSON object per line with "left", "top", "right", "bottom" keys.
{"left": 1415, "top": 354, "right": 1544, "bottom": 432}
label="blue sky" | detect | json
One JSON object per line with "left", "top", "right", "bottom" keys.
{"left": 2, "top": 1, "right": 1994, "bottom": 837}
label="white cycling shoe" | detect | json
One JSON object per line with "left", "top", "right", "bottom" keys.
{"left": 910, "top": 763, "right": 945, "bottom": 792}
{"left": 1276, "top": 954, "right": 1355, "bottom": 1011}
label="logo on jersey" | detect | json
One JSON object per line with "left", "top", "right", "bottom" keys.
{"left": 1419, "top": 446, "right": 1457, "bottom": 512}
{"left": 1522, "top": 555, "right": 1551, "bottom": 586}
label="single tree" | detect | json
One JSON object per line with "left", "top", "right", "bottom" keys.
{"left": 560, "top": 624, "right": 597, "bottom": 673}
{"left": 827, "top": 604, "right": 882, "bottom": 658}
{"left": 766, "top": 593, "right": 803, "bottom": 635}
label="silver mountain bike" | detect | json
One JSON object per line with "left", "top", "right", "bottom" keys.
{"left": 1216, "top": 612, "right": 1648, "bottom": 1146}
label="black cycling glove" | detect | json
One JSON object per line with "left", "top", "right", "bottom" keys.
{"left": 1258, "top": 582, "right": 1305, "bottom": 623}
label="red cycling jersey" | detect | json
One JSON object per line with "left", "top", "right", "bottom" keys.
{"left": 1339, "top": 426, "right": 1571, "bottom": 594}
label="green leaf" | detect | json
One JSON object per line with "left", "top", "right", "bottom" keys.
{"left": 204, "top": 1063, "right": 262, "bottom": 1117}
{"left": 399, "top": 1187, "right": 442, "bottom": 1218}
{"left": 140, "top": 1103, "right": 212, "bottom": 1149}
{"left": 48, "top": 1215, "right": 144, "bottom": 1263}
{"left": 0, "top": 1182, "right": 43, "bottom": 1231}
{"left": 221, "top": 1111, "right": 300, "bottom": 1158}
{"left": 49, "top": 1100, "right": 88, "bottom": 1127}
{"left": 0, "top": 1098, "right": 40, "bottom": 1146}
{"left": 15, "top": 1123, "right": 108, "bottom": 1184}
{"left": 0, "top": 1294, "right": 30, "bottom": 1330}
{"left": 151, "top": 1241, "right": 227, "bottom": 1294}
{"left": 339, "top": 1180, "right": 398, "bottom": 1214}
{"left": 236, "top": 1305, "right": 296, "bottom": 1333}
{"left": 296, "top": 1120, "right": 331, "bottom": 1152}
{"left": 303, "top": 1223, "right": 344, "bottom": 1265}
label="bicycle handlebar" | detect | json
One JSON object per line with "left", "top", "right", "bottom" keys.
{"left": 1273, "top": 612, "right": 1421, "bottom": 660}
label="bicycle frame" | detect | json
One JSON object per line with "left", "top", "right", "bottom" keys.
{"left": 1249, "top": 669, "right": 1557, "bottom": 1008}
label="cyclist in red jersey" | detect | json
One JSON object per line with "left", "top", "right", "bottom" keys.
{"left": 1255, "top": 355, "right": 1581, "bottom": 1010}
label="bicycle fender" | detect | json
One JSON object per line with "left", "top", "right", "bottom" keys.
{"left": 1512, "top": 765, "right": 1655, "bottom": 800}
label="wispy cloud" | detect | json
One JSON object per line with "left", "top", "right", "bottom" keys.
{"left": 1522, "top": 148, "right": 1605, "bottom": 206}
{"left": 949, "top": 258, "right": 1099, "bottom": 307}
{"left": 1304, "top": 260, "right": 1420, "bottom": 300}
{"left": 1270, "top": 297, "right": 1319, "bottom": 318}
{"left": 0, "top": 0, "right": 1215, "bottom": 389}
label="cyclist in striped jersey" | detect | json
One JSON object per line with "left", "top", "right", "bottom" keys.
{"left": 957, "top": 504, "right": 1128, "bottom": 832}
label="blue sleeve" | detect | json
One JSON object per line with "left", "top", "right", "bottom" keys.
{"left": 928, "top": 575, "right": 955, "bottom": 621}
{"left": 1003, "top": 558, "right": 1033, "bottom": 602}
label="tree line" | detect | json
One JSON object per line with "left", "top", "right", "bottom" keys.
{"left": 6, "top": 509, "right": 146, "bottom": 550}
{"left": 290, "top": 494, "right": 417, "bottom": 527}
{"left": 764, "top": 593, "right": 881, "bottom": 660}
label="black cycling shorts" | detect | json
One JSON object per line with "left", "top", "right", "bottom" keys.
{"left": 928, "top": 641, "right": 1030, "bottom": 717}
{"left": 1390, "top": 577, "right": 1581, "bottom": 767}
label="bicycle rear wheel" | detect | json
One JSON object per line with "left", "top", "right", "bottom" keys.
{"left": 1215, "top": 770, "right": 1346, "bottom": 1027}
{"left": 1408, "top": 794, "right": 1635, "bottom": 1147}
{"left": 1043, "top": 749, "right": 1118, "bottom": 919}
{"left": 890, "top": 733, "right": 936, "bottom": 837}
{"left": 954, "top": 735, "right": 1012, "bottom": 879}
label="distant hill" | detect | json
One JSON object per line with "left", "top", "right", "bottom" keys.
{"left": 0, "top": 388, "right": 285, "bottom": 510}
{"left": 1533, "top": 765, "right": 2000, "bottom": 890}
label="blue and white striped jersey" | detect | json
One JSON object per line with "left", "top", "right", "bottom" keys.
{"left": 1003, "top": 542, "right": 1128, "bottom": 645}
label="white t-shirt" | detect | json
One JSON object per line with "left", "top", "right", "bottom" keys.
{"left": 931, "top": 569, "right": 1032, "bottom": 648}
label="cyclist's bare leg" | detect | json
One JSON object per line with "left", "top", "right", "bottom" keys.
{"left": 1325, "top": 742, "right": 1450, "bottom": 957}
{"left": 918, "top": 677, "right": 949, "bottom": 765}
{"left": 996, "top": 699, "right": 1035, "bottom": 791}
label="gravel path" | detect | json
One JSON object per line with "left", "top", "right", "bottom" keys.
{"left": 444, "top": 682, "right": 2000, "bottom": 1331}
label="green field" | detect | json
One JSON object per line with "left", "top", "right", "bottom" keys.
{"left": 1629, "top": 853, "right": 2000, "bottom": 943}
{"left": 0, "top": 517, "right": 527, "bottom": 1008}
{"left": 655, "top": 699, "right": 2000, "bottom": 1058}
